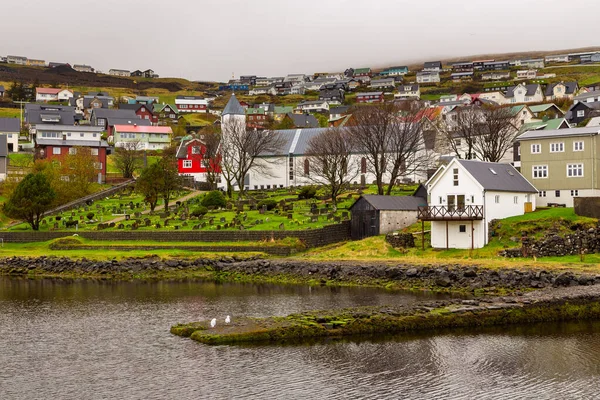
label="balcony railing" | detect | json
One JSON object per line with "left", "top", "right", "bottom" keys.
{"left": 418, "top": 205, "right": 484, "bottom": 221}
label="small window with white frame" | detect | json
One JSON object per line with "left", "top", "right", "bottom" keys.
{"left": 550, "top": 142, "right": 564, "bottom": 153}
{"left": 494, "top": 195, "right": 500, "bottom": 203}
{"left": 52, "top": 147, "right": 61, "bottom": 155}
{"left": 574, "top": 141, "right": 584, "bottom": 151}
{"left": 539, "top": 191, "right": 546, "bottom": 197}
{"left": 531, "top": 144, "right": 541, "bottom": 154}
{"left": 91, "top": 148, "right": 99, "bottom": 156}
{"left": 571, "top": 190, "right": 579, "bottom": 197}
{"left": 68, "top": 148, "right": 77, "bottom": 155}
{"left": 183, "top": 160, "right": 192, "bottom": 168}
{"left": 577, "top": 110, "right": 585, "bottom": 118}
{"left": 567, "top": 163, "right": 584, "bottom": 177}
{"left": 513, "top": 196, "right": 518, "bottom": 204}
{"left": 532, "top": 165, "right": 548, "bottom": 178}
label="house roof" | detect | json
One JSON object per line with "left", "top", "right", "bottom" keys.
{"left": 286, "top": 113, "right": 319, "bottom": 128}
{"left": 353, "top": 68, "right": 371, "bottom": 74}
{"left": 26, "top": 110, "right": 75, "bottom": 126}
{"left": 92, "top": 108, "right": 138, "bottom": 120}
{"left": 113, "top": 125, "right": 172, "bottom": 134}
{"left": 118, "top": 103, "right": 154, "bottom": 113}
{"left": 259, "top": 128, "right": 327, "bottom": 156}
{"left": 456, "top": 159, "right": 537, "bottom": 193}
{"left": 505, "top": 84, "right": 539, "bottom": 98}
{"left": 319, "top": 89, "right": 344, "bottom": 98}
{"left": 274, "top": 106, "right": 293, "bottom": 114}
{"left": 0, "top": 118, "right": 20, "bottom": 133}
{"left": 399, "top": 84, "right": 419, "bottom": 92}
{"left": 36, "top": 124, "right": 104, "bottom": 133}
{"left": 36, "top": 88, "right": 62, "bottom": 95}
{"left": 544, "top": 82, "right": 578, "bottom": 96}
{"left": 519, "top": 118, "right": 568, "bottom": 133}
{"left": 528, "top": 104, "right": 564, "bottom": 114}
{"left": 36, "top": 138, "right": 110, "bottom": 148}
{"left": 424, "top": 61, "right": 442, "bottom": 68}
{"left": 517, "top": 126, "right": 600, "bottom": 141}
{"left": 0, "top": 135, "right": 7, "bottom": 157}
{"left": 83, "top": 96, "right": 111, "bottom": 108}
{"left": 246, "top": 108, "right": 265, "bottom": 115}
{"left": 329, "top": 106, "right": 350, "bottom": 115}
{"left": 350, "top": 195, "right": 426, "bottom": 211}
{"left": 574, "top": 90, "right": 600, "bottom": 100}
{"left": 222, "top": 94, "right": 245, "bottom": 116}
{"left": 176, "top": 138, "right": 204, "bottom": 159}
{"left": 356, "top": 92, "right": 383, "bottom": 96}
{"left": 107, "top": 117, "right": 152, "bottom": 127}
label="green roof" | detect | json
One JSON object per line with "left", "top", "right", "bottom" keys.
{"left": 509, "top": 105, "right": 526, "bottom": 115}
{"left": 354, "top": 68, "right": 371, "bottom": 74}
{"left": 246, "top": 108, "right": 265, "bottom": 115}
{"left": 519, "top": 118, "right": 567, "bottom": 133}
{"left": 274, "top": 106, "right": 293, "bottom": 114}
{"left": 528, "top": 104, "right": 558, "bottom": 113}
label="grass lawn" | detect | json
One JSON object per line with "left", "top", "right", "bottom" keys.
{"left": 105, "top": 154, "right": 161, "bottom": 174}
{"left": 298, "top": 207, "right": 600, "bottom": 272}
{"left": 0, "top": 108, "right": 21, "bottom": 119}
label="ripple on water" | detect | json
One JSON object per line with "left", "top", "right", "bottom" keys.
{"left": 2, "top": 278, "right": 600, "bottom": 399}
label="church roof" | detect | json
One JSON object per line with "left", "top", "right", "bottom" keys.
{"left": 222, "top": 94, "right": 245, "bottom": 116}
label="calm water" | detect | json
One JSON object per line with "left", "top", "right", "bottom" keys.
{"left": 1, "top": 277, "right": 600, "bottom": 399}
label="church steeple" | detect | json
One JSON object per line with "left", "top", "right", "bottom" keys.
{"left": 222, "top": 93, "right": 245, "bottom": 116}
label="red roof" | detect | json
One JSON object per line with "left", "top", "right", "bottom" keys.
{"left": 113, "top": 125, "right": 173, "bottom": 134}
{"left": 36, "top": 88, "right": 62, "bottom": 95}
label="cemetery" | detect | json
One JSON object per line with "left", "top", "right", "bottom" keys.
{"left": 6, "top": 186, "right": 416, "bottom": 233}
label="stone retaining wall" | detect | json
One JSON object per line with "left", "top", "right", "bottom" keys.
{"left": 574, "top": 197, "right": 600, "bottom": 219}
{"left": 0, "top": 221, "right": 351, "bottom": 248}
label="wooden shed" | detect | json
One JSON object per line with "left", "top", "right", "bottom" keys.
{"left": 349, "top": 195, "right": 427, "bottom": 240}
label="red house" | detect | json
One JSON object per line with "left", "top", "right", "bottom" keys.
{"left": 118, "top": 103, "right": 158, "bottom": 124}
{"left": 175, "top": 138, "right": 220, "bottom": 182}
{"left": 356, "top": 92, "right": 384, "bottom": 103}
{"left": 34, "top": 125, "right": 109, "bottom": 180}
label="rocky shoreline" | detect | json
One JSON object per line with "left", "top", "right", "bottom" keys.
{"left": 1, "top": 256, "right": 599, "bottom": 292}
{"left": 172, "top": 284, "right": 600, "bottom": 345}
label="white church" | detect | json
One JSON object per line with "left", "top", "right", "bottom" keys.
{"left": 218, "top": 94, "right": 434, "bottom": 191}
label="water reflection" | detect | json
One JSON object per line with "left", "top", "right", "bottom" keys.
{"left": 1, "top": 277, "right": 600, "bottom": 399}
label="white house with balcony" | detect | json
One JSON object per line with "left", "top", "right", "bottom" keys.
{"left": 422, "top": 158, "right": 537, "bottom": 249}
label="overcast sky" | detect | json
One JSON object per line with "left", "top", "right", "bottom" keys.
{"left": 2, "top": 0, "right": 599, "bottom": 82}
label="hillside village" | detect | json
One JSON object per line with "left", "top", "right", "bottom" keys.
{"left": 0, "top": 48, "right": 600, "bottom": 253}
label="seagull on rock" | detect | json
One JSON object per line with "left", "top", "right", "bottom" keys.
{"left": 225, "top": 315, "right": 231, "bottom": 324}
{"left": 210, "top": 318, "right": 217, "bottom": 328}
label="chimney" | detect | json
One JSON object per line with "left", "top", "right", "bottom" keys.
{"left": 134, "top": 123, "right": 137, "bottom": 127}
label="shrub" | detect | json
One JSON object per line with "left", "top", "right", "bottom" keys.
{"left": 190, "top": 206, "right": 208, "bottom": 217}
{"left": 258, "top": 199, "right": 277, "bottom": 211}
{"left": 86, "top": 212, "right": 95, "bottom": 220}
{"left": 201, "top": 190, "right": 227, "bottom": 209}
{"left": 55, "top": 216, "right": 62, "bottom": 221}
{"left": 298, "top": 186, "right": 317, "bottom": 200}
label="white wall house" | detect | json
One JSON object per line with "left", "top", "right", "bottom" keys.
{"left": 424, "top": 158, "right": 537, "bottom": 249}
{"left": 505, "top": 84, "right": 544, "bottom": 104}
{"left": 417, "top": 71, "right": 440, "bottom": 84}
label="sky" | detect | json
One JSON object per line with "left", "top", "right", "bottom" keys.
{"left": 2, "top": 0, "right": 600, "bottom": 82}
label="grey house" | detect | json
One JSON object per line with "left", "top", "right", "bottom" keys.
{"left": 349, "top": 195, "right": 427, "bottom": 240}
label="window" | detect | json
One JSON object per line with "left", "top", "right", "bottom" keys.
{"left": 68, "top": 148, "right": 77, "bottom": 155}
{"left": 471, "top": 195, "right": 474, "bottom": 203}
{"left": 192, "top": 146, "right": 201, "bottom": 154}
{"left": 52, "top": 147, "right": 61, "bottom": 155}
{"left": 438, "top": 196, "right": 443, "bottom": 204}
{"left": 304, "top": 159, "right": 310, "bottom": 176}
{"left": 532, "top": 165, "right": 548, "bottom": 178}
{"left": 555, "top": 190, "right": 561, "bottom": 197}
{"left": 495, "top": 195, "right": 500, "bottom": 203}
{"left": 91, "top": 148, "right": 99, "bottom": 156}
{"left": 571, "top": 190, "right": 579, "bottom": 197}
{"left": 574, "top": 141, "right": 584, "bottom": 151}
{"left": 183, "top": 160, "right": 192, "bottom": 168}
{"left": 459, "top": 225, "right": 466, "bottom": 233}
{"left": 453, "top": 168, "right": 459, "bottom": 186}
{"left": 530, "top": 144, "right": 541, "bottom": 154}
{"left": 539, "top": 191, "right": 546, "bottom": 197}
{"left": 577, "top": 110, "right": 585, "bottom": 118}
{"left": 454, "top": 138, "right": 461, "bottom": 146}
{"left": 567, "top": 163, "right": 584, "bottom": 177}
{"left": 254, "top": 185, "right": 258, "bottom": 190}
{"left": 360, "top": 157, "right": 367, "bottom": 174}
{"left": 94, "top": 162, "right": 102, "bottom": 170}
{"left": 550, "top": 142, "right": 564, "bottom": 152}
{"left": 514, "top": 196, "right": 518, "bottom": 204}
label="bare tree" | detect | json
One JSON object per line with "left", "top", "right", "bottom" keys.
{"left": 220, "top": 118, "right": 285, "bottom": 198}
{"left": 441, "top": 105, "right": 484, "bottom": 160}
{"left": 473, "top": 106, "right": 518, "bottom": 162}
{"left": 346, "top": 104, "right": 396, "bottom": 195}
{"left": 304, "top": 128, "right": 358, "bottom": 205}
{"left": 113, "top": 140, "right": 143, "bottom": 178}
{"left": 386, "top": 101, "right": 431, "bottom": 194}
{"left": 199, "top": 127, "right": 222, "bottom": 190}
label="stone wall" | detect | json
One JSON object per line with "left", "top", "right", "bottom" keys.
{"left": 574, "top": 197, "right": 600, "bottom": 219}
{"left": 385, "top": 232, "right": 415, "bottom": 248}
{"left": 0, "top": 221, "right": 351, "bottom": 248}
{"left": 500, "top": 224, "right": 600, "bottom": 258}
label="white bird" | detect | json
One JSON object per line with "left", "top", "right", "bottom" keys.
{"left": 225, "top": 315, "right": 231, "bottom": 324}
{"left": 210, "top": 318, "right": 217, "bottom": 328}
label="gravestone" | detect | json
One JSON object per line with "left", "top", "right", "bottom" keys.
{"left": 125, "top": 214, "right": 130, "bottom": 221}
{"left": 192, "top": 225, "right": 200, "bottom": 230}
{"left": 53, "top": 223, "right": 59, "bottom": 229}
{"left": 216, "top": 225, "right": 221, "bottom": 230}
{"left": 310, "top": 215, "right": 318, "bottom": 223}
{"left": 209, "top": 218, "right": 214, "bottom": 225}
{"left": 118, "top": 223, "right": 124, "bottom": 229}
{"left": 279, "top": 223, "right": 285, "bottom": 230}
{"left": 164, "top": 219, "right": 169, "bottom": 226}
{"left": 220, "top": 217, "right": 226, "bottom": 223}
{"left": 287, "top": 213, "right": 293, "bottom": 220}
{"left": 334, "top": 216, "right": 341, "bottom": 222}
{"left": 174, "top": 226, "right": 179, "bottom": 230}
{"left": 341, "top": 211, "right": 348, "bottom": 218}
{"left": 201, "top": 222, "right": 207, "bottom": 228}
{"left": 145, "top": 220, "right": 152, "bottom": 227}
{"left": 109, "top": 222, "right": 116, "bottom": 228}
{"left": 239, "top": 225, "right": 244, "bottom": 230}
{"left": 155, "top": 223, "right": 161, "bottom": 228}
